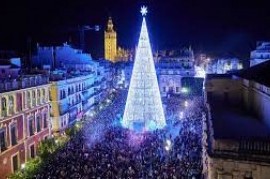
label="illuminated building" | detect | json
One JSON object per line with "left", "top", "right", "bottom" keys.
{"left": 0, "top": 58, "right": 50, "bottom": 178}
{"left": 50, "top": 62, "right": 112, "bottom": 134}
{"left": 207, "top": 57, "right": 243, "bottom": 74}
{"left": 104, "top": 17, "right": 117, "bottom": 62}
{"left": 203, "top": 60, "right": 270, "bottom": 179}
{"left": 156, "top": 48, "right": 196, "bottom": 97}
{"left": 123, "top": 6, "right": 166, "bottom": 131}
{"left": 250, "top": 41, "right": 270, "bottom": 67}
{"left": 33, "top": 43, "right": 94, "bottom": 71}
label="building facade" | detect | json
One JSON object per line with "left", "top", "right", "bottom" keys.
{"left": 50, "top": 73, "right": 94, "bottom": 134}
{"left": 250, "top": 41, "right": 270, "bottom": 67}
{"left": 203, "top": 61, "right": 270, "bottom": 179}
{"left": 0, "top": 75, "right": 50, "bottom": 178}
{"left": 207, "top": 58, "right": 243, "bottom": 74}
{"left": 155, "top": 48, "right": 196, "bottom": 96}
{"left": 104, "top": 17, "right": 117, "bottom": 62}
{"left": 33, "top": 43, "right": 94, "bottom": 71}
{"left": 50, "top": 60, "right": 113, "bottom": 134}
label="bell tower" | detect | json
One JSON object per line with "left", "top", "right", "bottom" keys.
{"left": 104, "top": 17, "right": 117, "bottom": 62}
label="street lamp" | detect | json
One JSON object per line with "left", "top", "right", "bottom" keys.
{"left": 184, "top": 100, "right": 189, "bottom": 108}
{"left": 181, "top": 87, "right": 189, "bottom": 94}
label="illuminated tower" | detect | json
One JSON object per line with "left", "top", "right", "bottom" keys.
{"left": 123, "top": 6, "right": 166, "bottom": 131}
{"left": 104, "top": 17, "right": 117, "bottom": 62}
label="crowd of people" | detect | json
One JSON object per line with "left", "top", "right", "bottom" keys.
{"left": 36, "top": 90, "right": 203, "bottom": 179}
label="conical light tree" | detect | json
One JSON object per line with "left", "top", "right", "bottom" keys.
{"left": 123, "top": 6, "right": 166, "bottom": 131}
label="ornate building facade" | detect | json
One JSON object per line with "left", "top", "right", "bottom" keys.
{"left": 155, "top": 48, "right": 196, "bottom": 97}
{"left": 50, "top": 60, "right": 113, "bottom": 134}
{"left": 50, "top": 73, "right": 94, "bottom": 134}
{"left": 104, "top": 17, "right": 117, "bottom": 62}
{"left": 0, "top": 74, "right": 50, "bottom": 178}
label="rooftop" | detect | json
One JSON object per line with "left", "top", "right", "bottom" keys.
{"left": 210, "top": 100, "right": 270, "bottom": 140}
{"left": 236, "top": 60, "right": 270, "bottom": 87}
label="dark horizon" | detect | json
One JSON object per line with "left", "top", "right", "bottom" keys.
{"left": 1, "top": 0, "right": 270, "bottom": 59}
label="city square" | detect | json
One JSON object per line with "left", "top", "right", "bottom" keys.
{"left": 1, "top": 1, "right": 270, "bottom": 179}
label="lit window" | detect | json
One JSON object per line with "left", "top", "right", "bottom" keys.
{"left": 32, "top": 91, "right": 36, "bottom": 106}
{"left": 1, "top": 97, "right": 7, "bottom": 117}
{"left": 37, "top": 90, "right": 41, "bottom": 104}
{"left": 8, "top": 96, "right": 15, "bottom": 115}
{"left": 27, "top": 92, "right": 31, "bottom": 108}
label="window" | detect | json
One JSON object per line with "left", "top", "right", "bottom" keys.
{"left": 36, "top": 115, "right": 41, "bottom": 132}
{"left": 12, "top": 154, "right": 19, "bottom": 172}
{"left": 163, "top": 87, "right": 166, "bottom": 92}
{"left": 42, "top": 89, "right": 46, "bottom": 103}
{"left": 43, "top": 112, "right": 47, "bottom": 129}
{"left": 63, "top": 90, "right": 66, "bottom": 99}
{"left": 28, "top": 117, "right": 34, "bottom": 136}
{"left": 16, "top": 93, "right": 22, "bottom": 112}
{"left": 10, "top": 124, "right": 17, "bottom": 146}
{"left": 72, "top": 87, "right": 74, "bottom": 94}
{"left": 27, "top": 91, "right": 31, "bottom": 108}
{"left": 0, "top": 129, "right": 7, "bottom": 152}
{"left": 32, "top": 91, "right": 36, "bottom": 106}
{"left": 30, "top": 144, "right": 35, "bottom": 159}
{"left": 1, "top": 97, "right": 7, "bottom": 117}
{"left": 37, "top": 90, "right": 41, "bottom": 104}
{"left": 176, "top": 87, "right": 180, "bottom": 93}
{"left": 8, "top": 96, "right": 15, "bottom": 115}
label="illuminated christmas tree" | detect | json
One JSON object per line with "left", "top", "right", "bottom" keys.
{"left": 123, "top": 6, "right": 166, "bottom": 131}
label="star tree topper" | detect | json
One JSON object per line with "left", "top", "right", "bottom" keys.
{"left": 141, "top": 6, "right": 148, "bottom": 16}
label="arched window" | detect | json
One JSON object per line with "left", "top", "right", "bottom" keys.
{"left": 1, "top": 97, "right": 7, "bottom": 117}
{"left": 8, "top": 96, "right": 15, "bottom": 115}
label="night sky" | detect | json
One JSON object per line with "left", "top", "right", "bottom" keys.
{"left": 1, "top": 0, "right": 270, "bottom": 59}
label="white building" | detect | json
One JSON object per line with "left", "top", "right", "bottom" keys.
{"left": 250, "top": 41, "right": 270, "bottom": 67}
{"left": 207, "top": 58, "right": 243, "bottom": 74}
{"left": 156, "top": 48, "right": 196, "bottom": 96}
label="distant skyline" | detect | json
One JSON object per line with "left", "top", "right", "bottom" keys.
{"left": 0, "top": 0, "right": 270, "bottom": 59}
